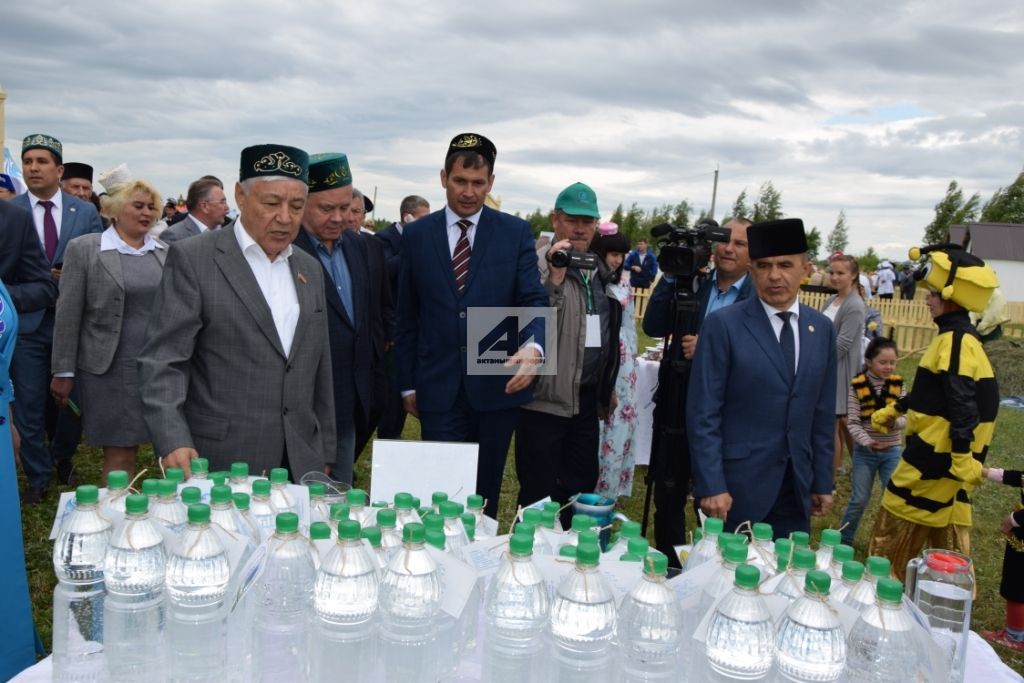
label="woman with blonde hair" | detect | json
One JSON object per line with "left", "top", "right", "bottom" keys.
{"left": 50, "top": 175, "right": 167, "bottom": 478}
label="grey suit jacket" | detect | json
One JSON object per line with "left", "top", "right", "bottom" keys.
{"left": 160, "top": 215, "right": 206, "bottom": 244}
{"left": 137, "top": 222, "right": 337, "bottom": 477}
{"left": 51, "top": 232, "right": 168, "bottom": 375}
{"left": 823, "top": 293, "right": 867, "bottom": 413}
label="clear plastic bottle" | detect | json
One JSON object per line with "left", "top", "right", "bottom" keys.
{"left": 774, "top": 570, "right": 846, "bottom": 682}
{"left": 830, "top": 560, "right": 865, "bottom": 605}
{"left": 425, "top": 528, "right": 459, "bottom": 679}
{"left": 846, "top": 577, "right": 931, "bottom": 682}
{"left": 361, "top": 526, "right": 389, "bottom": 571}
{"left": 309, "top": 521, "right": 332, "bottom": 541}
{"left": 431, "top": 491, "right": 448, "bottom": 514}
{"left": 483, "top": 532, "right": 550, "bottom": 681}
{"left": 165, "top": 503, "right": 231, "bottom": 682}
{"left": 228, "top": 461, "right": 250, "bottom": 495}
{"left": 308, "top": 482, "right": 330, "bottom": 524}
{"left": 518, "top": 518, "right": 554, "bottom": 556}
{"left": 619, "top": 536, "right": 650, "bottom": 562}
{"left": 790, "top": 531, "right": 811, "bottom": 549}
{"left": 346, "top": 488, "right": 372, "bottom": 527}
{"left": 189, "top": 457, "right": 209, "bottom": 480}
{"left": 705, "top": 564, "right": 775, "bottom": 680}
{"left": 815, "top": 529, "right": 842, "bottom": 571}
{"left": 460, "top": 512, "right": 477, "bottom": 543}
{"left": 827, "top": 544, "right": 855, "bottom": 581}
{"left": 231, "top": 491, "right": 262, "bottom": 543}
{"left": 466, "top": 494, "right": 490, "bottom": 539}
{"left": 104, "top": 469, "right": 131, "bottom": 514}
{"left": 103, "top": 493, "right": 167, "bottom": 683}
{"left": 52, "top": 484, "right": 113, "bottom": 682}
{"left": 543, "top": 500, "right": 565, "bottom": 531}
{"left": 749, "top": 522, "right": 776, "bottom": 575}
{"left": 311, "top": 519, "right": 379, "bottom": 681}
{"left": 210, "top": 484, "right": 259, "bottom": 551}
{"left": 249, "top": 478, "right": 276, "bottom": 540}
{"left": 376, "top": 508, "right": 404, "bottom": 556}
{"left": 140, "top": 477, "right": 160, "bottom": 503}
{"left": 618, "top": 551, "right": 684, "bottom": 681}
{"left": 165, "top": 467, "right": 185, "bottom": 487}
{"left": 439, "top": 500, "right": 470, "bottom": 556}
{"left": 252, "top": 512, "right": 316, "bottom": 682}
{"left": 700, "top": 541, "right": 751, "bottom": 616}
{"left": 180, "top": 486, "right": 202, "bottom": 507}
{"left": 150, "top": 478, "right": 188, "bottom": 535}
{"left": 682, "top": 516, "right": 724, "bottom": 571}
{"left": 775, "top": 547, "right": 817, "bottom": 602}
{"left": 607, "top": 519, "right": 643, "bottom": 556}
{"left": 378, "top": 522, "right": 442, "bottom": 681}
{"left": 774, "top": 537, "right": 793, "bottom": 571}
{"left": 549, "top": 541, "right": 617, "bottom": 682}
{"left": 268, "top": 467, "right": 297, "bottom": 514}
{"left": 556, "top": 513, "right": 596, "bottom": 555}
{"left": 209, "top": 471, "right": 229, "bottom": 488}
{"left": 844, "top": 556, "right": 891, "bottom": 614}
{"left": 393, "top": 492, "right": 419, "bottom": 530}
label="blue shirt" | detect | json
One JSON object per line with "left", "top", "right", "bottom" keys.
{"left": 314, "top": 238, "right": 354, "bottom": 323}
{"left": 704, "top": 272, "right": 748, "bottom": 318}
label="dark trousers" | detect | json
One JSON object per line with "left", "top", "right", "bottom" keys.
{"left": 377, "top": 348, "right": 407, "bottom": 440}
{"left": 419, "top": 385, "right": 519, "bottom": 519}
{"left": 726, "top": 460, "right": 809, "bottom": 540}
{"left": 354, "top": 365, "right": 387, "bottom": 460}
{"left": 652, "top": 432, "right": 691, "bottom": 567}
{"left": 515, "top": 386, "right": 599, "bottom": 521}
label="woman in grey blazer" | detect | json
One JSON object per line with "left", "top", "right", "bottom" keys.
{"left": 822, "top": 254, "right": 868, "bottom": 477}
{"left": 50, "top": 178, "right": 167, "bottom": 478}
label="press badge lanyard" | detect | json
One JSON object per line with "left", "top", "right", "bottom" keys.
{"left": 580, "top": 270, "right": 595, "bottom": 313}
{"left": 580, "top": 270, "right": 600, "bottom": 347}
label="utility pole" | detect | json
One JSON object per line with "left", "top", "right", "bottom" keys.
{"left": 709, "top": 165, "right": 719, "bottom": 221}
{"left": 0, "top": 83, "right": 7, "bottom": 152}
{"left": 371, "top": 185, "right": 378, "bottom": 221}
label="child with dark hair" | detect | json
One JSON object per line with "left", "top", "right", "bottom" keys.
{"left": 981, "top": 466, "right": 1024, "bottom": 652}
{"left": 839, "top": 337, "right": 905, "bottom": 546}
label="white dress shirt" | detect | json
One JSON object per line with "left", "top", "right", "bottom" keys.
{"left": 234, "top": 219, "right": 300, "bottom": 357}
{"left": 30, "top": 188, "right": 63, "bottom": 248}
{"left": 100, "top": 226, "right": 164, "bottom": 255}
{"left": 445, "top": 205, "right": 482, "bottom": 256}
{"left": 760, "top": 296, "right": 802, "bottom": 373}
{"left": 188, "top": 214, "right": 212, "bottom": 234}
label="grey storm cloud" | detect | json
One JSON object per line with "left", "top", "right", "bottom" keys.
{"left": 1, "top": 0, "right": 1021, "bottom": 257}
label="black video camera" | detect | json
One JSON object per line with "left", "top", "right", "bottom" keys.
{"left": 549, "top": 249, "right": 598, "bottom": 270}
{"left": 651, "top": 218, "right": 731, "bottom": 279}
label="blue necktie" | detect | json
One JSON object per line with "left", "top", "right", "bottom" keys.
{"left": 777, "top": 311, "right": 795, "bottom": 378}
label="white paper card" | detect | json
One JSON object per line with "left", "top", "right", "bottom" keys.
{"left": 599, "top": 559, "right": 644, "bottom": 605}
{"left": 585, "top": 314, "right": 601, "bottom": 347}
{"left": 479, "top": 514, "right": 500, "bottom": 538}
{"left": 371, "top": 440, "right": 478, "bottom": 506}
{"left": 426, "top": 545, "right": 479, "bottom": 618}
{"left": 211, "top": 524, "right": 250, "bottom": 575}
{"left": 461, "top": 538, "right": 506, "bottom": 578}
{"left": 532, "top": 554, "right": 575, "bottom": 599}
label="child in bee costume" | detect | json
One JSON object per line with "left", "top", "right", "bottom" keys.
{"left": 868, "top": 244, "right": 1000, "bottom": 581}
{"left": 981, "top": 467, "right": 1024, "bottom": 652}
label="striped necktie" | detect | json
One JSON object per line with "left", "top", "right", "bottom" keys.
{"left": 452, "top": 219, "right": 472, "bottom": 294}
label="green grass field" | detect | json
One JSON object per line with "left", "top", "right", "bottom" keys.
{"left": 18, "top": 349, "right": 1024, "bottom": 675}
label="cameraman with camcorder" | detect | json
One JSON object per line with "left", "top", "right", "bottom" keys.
{"left": 515, "top": 182, "right": 622, "bottom": 517}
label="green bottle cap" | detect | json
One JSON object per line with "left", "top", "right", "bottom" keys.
{"left": 723, "top": 542, "right": 749, "bottom": 564}
{"left": 576, "top": 542, "right": 601, "bottom": 566}
{"left": 410, "top": 497, "right": 421, "bottom": 510}
{"left": 425, "top": 528, "right": 446, "bottom": 550}
{"left": 269, "top": 468, "right": 289, "bottom": 485}
{"left": 540, "top": 510, "right": 557, "bottom": 528}
{"left": 308, "top": 482, "right": 325, "bottom": 498}
{"left": 210, "top": 485, "right": 233, "bottom": 505}
{"left": 793, "top": 548, "right": 817, "bottom": 571}
{"left": 516, "top": 521, "right": 537, "bottom": 537}
{"left": 832, "top": 544, "right": 855, "bottom": 565}
{"left": 467, "top": 494, "right": 484, "bottom": 510}
{"left": 752, "top": 522, "right": 773, "bottom": 542}
{"left": 543, "top": 501, "right": 562, "bottom": 514}
{"left": 276, "top": 512, "right": 299, "bottom": 533}
{"left": 842, "top": 560, "right": 865, "bottom": 582}
{"left": 309, "top": 521, "right": 332, "bottom": 540}
{"left": 338, "top": 519, "right": 361, "bottom": 540}
{"left": 644, "top": 551, "right": 669, "bottom": 576}
{"left": 251, "top": 479, "right": 271, "bottom": 496}
{"left": 191, "top": 458, "right": 209, "bottom": 474}
{"left": 876, "top": 577, "right": 904, "bottom": 604}
{"left": 180, "top": 487, "right": 202, "bottom": 505}
{"left": 693, "top": 528, "right": 704, "bottom": 543}
{"left": 209, "top": 471, "right": 230, "bottom": 487}
{"left": 418, "top": 506, "right": 433, "bottom": 518}
{"left": 124, "top": 493, "right": 148, "bottom": 514}
{"left": 790, "top": 531, "right": 810, "bottom": 548}
{"left": 460, "top": 513, "right": 476, "bottom": 542}
{"left": 620, "top": 520, "right": 642, "bottom": 539}
{"left": 361, "top": 526, "right": 382, "bottom": 548}
{"left": 805, "top": 570, "right": 831, "bottom": 595}
{"left": 188, "top": 503, "right": 210, "bottom": 524}
{"left": 230, "top": 462, "right": 249, "bottom": 478}
{"left": 718, "top": 532, "right": 739, "bottom": 550}
{"left": 571, "top": 514, "right": 595, "bottom": 533}
{"left": 431, "top": 492, "right": 448, "bottom": 506}
{"left": 578, "top": 530, "right": 599, "bottom": 547}
{"left": 777, "top": 555, "right": 790, "bottom": 573}
{"left": 820, "top": 529, "right": 842, "bottom": 548}
{"left": 402, "top": 522, "right": 425, "bottom": 544}
{"left": 775, "top": 538, "right": 793, "bottom": 557}
{"left": 377, "top": 508, "right": 397, "bottom": 528}
{"left": 439, "top": 501, "right": 460, "bottom": 519}
{"left": 704, "top": 517, "right": 724, "bottom": 534}
{"left": 510, "top": 532, "right": 534, "bottom": 556}
{"left": 232, "top": 492, "right": 250, "bottom": 510}
{"left": 422, "top": 514, "right": 444, "bottom": 533}
{"left": 347, "top": 489, "right": 367, "bottom": 506}
{"left": 394, "top": 492, "right": 414, "bottom": 510}
{"left": 627, "top": 537, "right": 650, "bottom": 556}
{"left": 157, "top": 479, "right": 177, "bottom": 497}
{"left": 523, "top": 508, "right": 542, "bottom": 525}
{"left": 165, "top": 467, "right": 185, "bottom": 483}
{"left": 559, "top": 545, "right": 577, "bottom": 558}
{"left": 372, "top": 501, "right": 388, "bottom": 509}
{"left": 736, "top": 563, "right": 761, "bottom": 589}
{"left": 867, "top": 556, "right": 891, "bottom": 579}
{"left": 620, "top": 553, "right": 642, "bottom": 562}
{"left": 106, "top": 470, "right": 129, "bottom": 490}
{"left": 329, "top": 503, "right": 350, "bottom": 521}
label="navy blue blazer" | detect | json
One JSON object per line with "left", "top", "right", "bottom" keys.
{"left": 294, "top": 228, "right": 391, "bottom": 435}
{"left": 0, "top": 200, "right": 57, "bottom": 318}
{"left": 11, "top": 190, "right": 103, "bottom": 335}
{"left": 375, "top": 223, "right": 402, "bottom": 337}
{"left": 396, "top": 206, "right": 548, "bottom": 413}
{"left": 686, "top": 295, "right": 836, "bottom": 525}
{"left": 642, "top": 270, "right": 754, "bottom": 338}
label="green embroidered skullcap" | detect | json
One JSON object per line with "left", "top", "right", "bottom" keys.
{"left": 22, "top": 133, "right": 63, "bottom": 163}
{"left": 307, "top": 153, "right": 352, "bottom": 192}
{"left": 239, "top": 144, "right": 309, "bottom": 183}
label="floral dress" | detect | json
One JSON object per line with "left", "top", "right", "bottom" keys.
{"left": 596, "top": 276, "right": 639, "bottom": 498}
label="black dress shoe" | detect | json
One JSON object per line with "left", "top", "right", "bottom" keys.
{"left": 56, "top": 460, "right": 75, "bottom": 486}
{"left": 23, "top": 486, "right": 45, "bottom": 506}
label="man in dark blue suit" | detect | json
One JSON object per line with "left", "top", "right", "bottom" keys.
{"left": 11, "top": 134, "right": 103, "bottom": 503}
{"left": 687, "top": 218, "right": 835, "bottom": 538}
{"left": 376, "top": 195, "right": 430, "bottom": 441}
{"left": 0, "top": 201, "right": 57, "bottom": 325}
{"left": 293, "top": 153, "right": 391, "bottom": 484}
{"left": 643, "top": 217, "right": 753, "bottom": 560}
{"left": 396, "top": 133, "right": 548, "bottom": 517}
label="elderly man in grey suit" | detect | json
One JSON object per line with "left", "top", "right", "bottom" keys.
{"left": 160, "top": 176, "right": 229, "bottom": 243}
{"left": 139, "top": 144, "right": 336, "bottom": 479}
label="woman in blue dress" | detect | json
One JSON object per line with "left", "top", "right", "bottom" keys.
{"left": 0, "top": 279, "right": 40, "bottom": 679}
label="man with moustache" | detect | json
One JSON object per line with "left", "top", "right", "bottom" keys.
{"left": 160, "top": 176, "right": 230, "bottom": 243}
{"left": 11, "top": 134, "right": 102, "bottom": 503}
{"left": 139, "top": 144, "right": 336, "bottom": 480}
{"left": 396, "top": 133, "right": 548, "bottom": 517}
{"left": 292, "top": 153, "right": 391, "bottom": 483}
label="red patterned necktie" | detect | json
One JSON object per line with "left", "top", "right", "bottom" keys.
{"left": 39, "top": 199, "right": 58, "bottom": 262}
{"left": 452, "top": 219, "right": 472, "bottom": 293}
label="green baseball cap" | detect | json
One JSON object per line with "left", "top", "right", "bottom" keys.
{"left": 554, "top": 182, "right": 600, "bottom": 218}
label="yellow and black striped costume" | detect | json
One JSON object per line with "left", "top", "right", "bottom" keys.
{"left": 851, "top": 372, "right": 904, "bottom": 420}
{"left": 881, "top": 311, "right": 999, "bottom": 528}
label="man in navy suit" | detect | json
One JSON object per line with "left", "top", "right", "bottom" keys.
{"left": 12, "top": 134, "right": 103, "bottom": 503}
{"left": 687, "top": 218, "right": 835, "bottom": 537}
{"left": 396, "top": 133, "right": 548, "bottom": 517}
{"left": 375, "top": 195, "right": 430, "bottom": 441}
{"left": 0, "top": 201, "right": 57, "bottom": 323}
{"left": 293, "top": 153, "right": 391, "bottom": 483}
{"left": 643, "top": 217, "right": 753, "bottom": 560}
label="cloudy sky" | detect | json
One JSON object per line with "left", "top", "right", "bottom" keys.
{"left": 2, "top": 0, "right": 1021, "bottom": 258}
